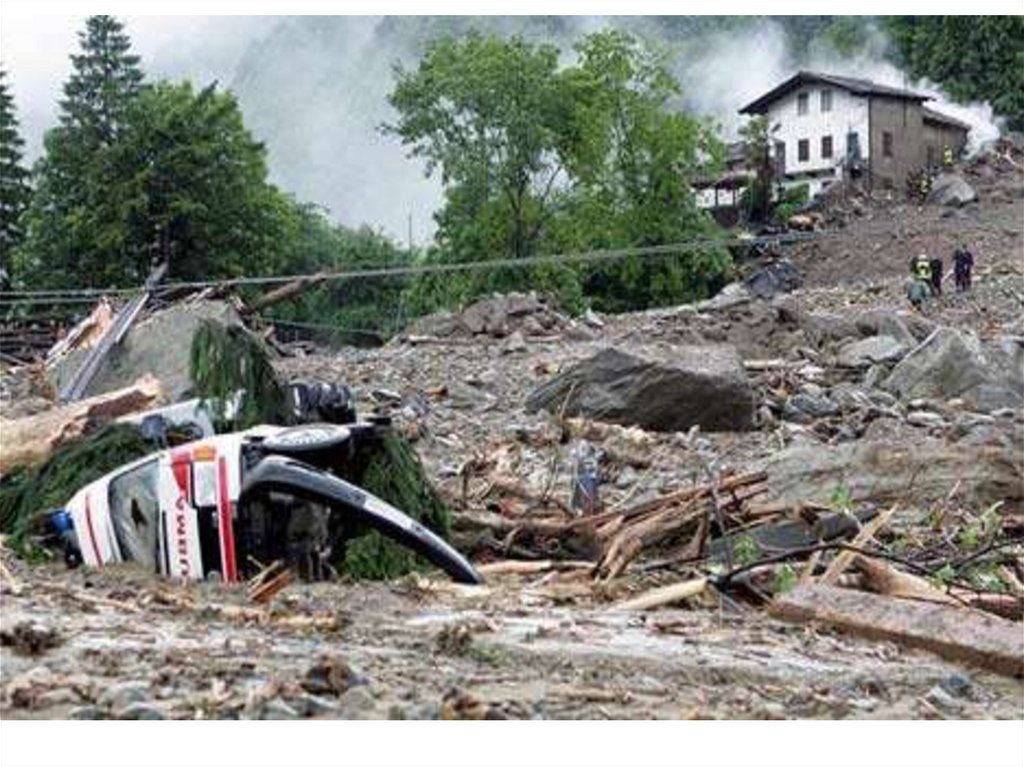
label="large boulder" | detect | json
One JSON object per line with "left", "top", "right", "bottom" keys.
{"left": 837, "top": 335, "right": 907, "bottom": 367}
{"left": 760, "top": 439, "right": 1023, "bottom": 511}
{"left": 929, "top": 173, "right": 977, "bottom": 207}
{"left": 524, "top": 346, "right": 756, "bottom": 432}
{"left": 882, "top": 328, "right": 1023, "bottom": 410}
{"left": 48, "top": 300, "right": 244, "bottom": 403}
{"left": 406, "top": 292, "right": 574, "bottom": 339}
{"left": 742, "top": 259, "right": 802, "bottom": 300}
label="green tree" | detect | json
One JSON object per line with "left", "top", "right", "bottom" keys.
{"left": 885, "top": 16, "right": 1024, "bottom": 130}
{"left": 564, "top": 30, "right": 730, "bottom": 310}
{"left": 386, "top": 33, "right": 572, "bottom": 263}
{"left": 739, "top": 115, "right": 772, "bottom": 223}
{"left": 19, "top": 17, "right": 297, "bottom": 288}
{"left": 113, "top": 81, "right": 294, "bottom": 282}
{"left": 17, "top": 15, "right": 146, "bottom": 288}
{"left": 0, "top": 67, "right": 31, "bottom": 272}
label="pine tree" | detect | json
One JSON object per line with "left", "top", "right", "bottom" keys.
{"left": 59, "top": 15, "right": 144, "bottom": 145}
{"left": 0, "top": 67, "right": 31, "bottom": 274}
{"left": 18, "top": 16, "right": 145, "bottom": 288}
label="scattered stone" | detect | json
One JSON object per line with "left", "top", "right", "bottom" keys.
{"left": 906, "top": 411, "right": 947, "bottom": 429}
{"left": 260, "top": 697, "right": 301, "bottom": 720}
{"left": 116, "top": 702, "right": 167, "bottom": 720}
{"left": 0, "top": 619, "right": 61, "bottom": 655}
{"left": 525, "top": 345, "right": 756, "bottom": 432}
{"left": 787, "top": 392, "right": 839, "bottom": 420}
{"left": 883, "top": 328, "right": 1022, "bottom": 411}
{"left": 743, "top": 259, "right": 802, "bottom": 299}
{"left": 925, "top": 685, "right": 963, "bottom": 712}
{"left": 98, "top": 681, "right": 151, "bottom": 710}
{"left": 69, "top": 705, "right": 106, "bottom": 720}
{"left": 337, "top": 685, "right": 377, "bottom": 720}
{"left": 928, "top": 173, "right": 978, "bottom": 207}
{"left": 300, "top": 656, "right": 365, "bottom": 697}
{"left": 837, "top": 335, "right": 906, "bottom": 367}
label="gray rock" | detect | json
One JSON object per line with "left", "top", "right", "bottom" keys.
{"left": 260, "top": 698, "right": 301, "bottom": 720}
{"left": 837, "top": 335, "right": 906, "bottom": 367}
{"left": 906, "top": 411, "right": 947, "bottom": 428}
{"left": 883, "top": 328, "right": 1023, "bottom": 411}
{"left": 928, "top": 173, "right": 977, "bottom": 207}
{"left": 787, "top": 392, "right": 839, "bottom": 419}
{"left": 337, "top": 685, "right": 378, "bottom": 720}
{"left": 69, "top": 706, "right": 106, "bottom": 720}
{"left": 291, "top": 693, "right": 341, "bottom": 718}
{"left": 939, "top": 674, "right": 973, "bottom": 699}
{"left": 98, "top": 681, "right": 150, "bottom": 710}
{"left": 760, "top": 439, "right": 1023, "bottom": 509}
{"left": 525, "top": 346, "right": 756, "bottom": 432}
{"left": 696, "top": 282, "right": 750, "bottom": 312}
{"left": 50, "top": 300, "right": 243, "bottom": 402}
{"left": 742, "top": 259, "right": 802, "bottom": 299}
{"left": 925, "top": 685, "right": 963, "bottom": 712}
{"left": 115, "top": 702, "right": 167, "bottom": 720}
{"left": 501, "top": 331, "right": 527, "bottom": 354}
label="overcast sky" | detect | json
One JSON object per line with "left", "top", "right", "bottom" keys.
{"left": 0, "top": 15, "right": 276, "bottom": 158}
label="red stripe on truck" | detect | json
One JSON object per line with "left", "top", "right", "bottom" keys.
{"left": 84, "top": 493, "right": 102, "bottom": 564}
{"left": 217, "top": 456, "right": 237, "bottom": 582}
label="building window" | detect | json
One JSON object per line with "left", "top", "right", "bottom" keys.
{"left": 883, "top": 131, "right": 894, "bottom": 158}
{"left": 820, "top": 89, "right": 833, "bottom": 113}
{"left": 797, "top": 92, "right": 809, "bottom": 116}
{"left": 821, "top": 135, "right": 833, "bottom": 159}
{"left": 798, "top": 139, "right": 809, "bottom": 162}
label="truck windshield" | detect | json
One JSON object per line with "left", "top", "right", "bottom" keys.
{"left": 108, "top": 459, "right": 160, "bottom": 571}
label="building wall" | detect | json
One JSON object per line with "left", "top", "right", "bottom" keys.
{"left": 763, "top": 86, "right": 871, "bottom": 197}
{"left": 922, "top": 122, "right": 969, "bottom": 167}
{"left": 868, "top": 97, "right": 925, "bottom": 192}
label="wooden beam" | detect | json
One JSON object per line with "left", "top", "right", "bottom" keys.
{"left": 771, "top": 583, "right": 1024, "bottom": 678}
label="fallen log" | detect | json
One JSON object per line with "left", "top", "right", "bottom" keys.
{"left": 247, "top": 272, "right": 327, "bottom": 313}
{"left": 771, "top": 583, "right": 1024, "bottom": 678}
{"left": 610, "top": 577, "right": 708, "bottom": 611}
{"left": 0, "top": 374, "right": 163, "bottom": 475}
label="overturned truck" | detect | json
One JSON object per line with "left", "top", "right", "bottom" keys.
{"left": 58, "top": 420, "right": 481, "bottom": 585}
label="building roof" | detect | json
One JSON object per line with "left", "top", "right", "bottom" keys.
{"left": 922, "top": 106, "right": 971, "bottom": 132}
{"left": 739, "top": 71, "right": 930, "bottom": 115}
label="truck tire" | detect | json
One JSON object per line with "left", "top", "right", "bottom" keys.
{"left": 261, "top": 424, "right": 352, "bottom": 458}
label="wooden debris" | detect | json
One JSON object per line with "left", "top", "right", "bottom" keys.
{"left": 610, "top": 577, "right": 708, "bottom": 612}
{"left": 0, "top": 550, "right": 24, "bottom": 596}
{"left": 248, "top": 567, "right": 294, "bottom": 605}
{"left": 852, "top": 555, "right": 958, "bottom": 605}
{"left": 476, "top": 559, "right": 594, "bottom": 577}
{"left": 0, "top": 374, "right": 164, "bottom": 475}
{"left": 44, "top": 299, "right": 115, "bottom": 366}
{"left": 820, "top": 504, "right": 897, "bottom": 584}
{"left": 771, "top": 583, "right": 1024, "bottom": 678}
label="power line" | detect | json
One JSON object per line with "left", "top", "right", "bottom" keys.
{"left": 0, "top": 217, "right": 995, "bottom": 304}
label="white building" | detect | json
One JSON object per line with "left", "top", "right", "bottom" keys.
{"left": 739, "top": 71, "right": 969, "bottom": 198}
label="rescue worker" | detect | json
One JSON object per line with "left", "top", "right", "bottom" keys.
{"left": 929, "top": 255, "right": 944, "bottom": 297}
{"left": 943, "top": 145, "right": 954, "bottom": 168}
{"left": 907, "top": 254, "right": 932, "bottom": 312}
{"left": 953, "top": 244, "right": 975, "bottom": 292}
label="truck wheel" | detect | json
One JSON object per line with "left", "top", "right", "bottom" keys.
{"left": 261, "top": 424, "right": 352, "bottom": 458}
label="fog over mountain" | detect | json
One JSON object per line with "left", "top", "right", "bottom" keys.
{"left": 1, "top": 15, "right": 1002, "bottom": 242}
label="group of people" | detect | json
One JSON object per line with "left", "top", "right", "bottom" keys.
{"left": 906, "top": 245, "right": 975, "bottom": 310}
